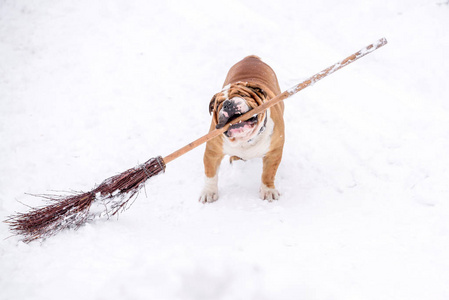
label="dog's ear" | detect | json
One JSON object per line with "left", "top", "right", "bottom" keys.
{"left": 209, "top": 94, "right": 217, "bottom": 115}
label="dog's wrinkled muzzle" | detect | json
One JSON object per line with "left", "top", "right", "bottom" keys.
{"left": 216, "top": 99, "right": 253, "bottom": 129}
{"left": 215, "top": 99, "right": 260, "bottom": 139}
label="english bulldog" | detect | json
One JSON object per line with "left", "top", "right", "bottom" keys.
{"left": 200, "top": 55, "right": 285, "bottom": 203}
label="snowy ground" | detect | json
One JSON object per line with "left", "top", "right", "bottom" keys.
{"left": 1, "top": 0, "right": 449, "bottom": 299}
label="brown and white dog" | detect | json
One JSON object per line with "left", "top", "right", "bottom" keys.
{"left": 200, "top": 55, "right": 285, "bottom": 203}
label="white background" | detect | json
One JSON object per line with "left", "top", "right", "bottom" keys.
{"left": 1, "top": 0, "right": 448, "bottom": 299}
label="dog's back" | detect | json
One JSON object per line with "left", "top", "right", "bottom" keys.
{"left": 223, "top": 56, "right": 282, "bottom": 96}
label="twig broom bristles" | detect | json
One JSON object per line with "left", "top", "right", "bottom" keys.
{"left": 5, "top": 38, "right": 388, "bottom": 242}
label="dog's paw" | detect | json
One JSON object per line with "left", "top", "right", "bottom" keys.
{"left": 199, "top": 191, "right": 219, "bottom": 203}
{"left": 259, "top": 184, "right": 280, "bottom": 201}
{"left": 199, "top": 175, "right": 219, "bottom": 203}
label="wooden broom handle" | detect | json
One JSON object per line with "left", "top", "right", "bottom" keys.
{"left": 163, "top": 38, "right": 388, "bottom": 164}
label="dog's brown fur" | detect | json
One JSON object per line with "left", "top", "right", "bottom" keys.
{"left": 201, "top": 56, "right": 285, "bottom": 202}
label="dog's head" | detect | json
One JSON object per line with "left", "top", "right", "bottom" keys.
{"left": 209, "top": 82, "right": 268, "bottom": 143}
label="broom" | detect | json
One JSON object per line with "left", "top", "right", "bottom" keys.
{"left": 5, "top": 38, "right": 388, "bottom": 243}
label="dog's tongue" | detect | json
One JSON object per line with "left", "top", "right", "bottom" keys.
{"left": 225, "top": 121, "right": 252, "bottom": 137}
{"left": 224, "top": 117, "right": 258, "bottom": 137}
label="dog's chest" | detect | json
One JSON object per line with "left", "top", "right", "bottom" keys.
{"left": 222, "top": 115, "right": 274, "bottom": 160}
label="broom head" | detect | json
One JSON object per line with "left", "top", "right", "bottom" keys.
{"left": 5, "top": 156, "right": 165, "bottom": 243}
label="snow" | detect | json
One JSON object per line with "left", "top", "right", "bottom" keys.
{"left": 1, "top": 0, "right": 449, "bottom": 299}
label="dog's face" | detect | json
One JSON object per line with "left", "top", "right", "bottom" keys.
{"left": 209, "top": 82, "right": 268, "bottom": 143}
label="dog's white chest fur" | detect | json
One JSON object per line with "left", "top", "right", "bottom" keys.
{"left": 222, "top": 112, "right": 275, "bottom": 160}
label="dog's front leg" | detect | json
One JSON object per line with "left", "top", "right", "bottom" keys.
{"left": 199, "top": 142, "right": 224, "bottom": 203}
{"left": 260, "top": 148, "right": 283, "bottom": 201}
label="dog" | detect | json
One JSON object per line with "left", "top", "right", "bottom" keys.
{"left": 199, "top": 55, "right": 285, "bottom": 203}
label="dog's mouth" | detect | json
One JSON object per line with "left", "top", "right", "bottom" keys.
{"left": 214, "top": 97, "right": 262, "bottom": 140}
{"left": 223, "top": 114, "right": 259, "bottom": 138}
{"left": 216, "top": 108, "right": 257, "bottom": 128}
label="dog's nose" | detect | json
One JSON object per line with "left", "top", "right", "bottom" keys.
{"left": 216, "top": 100, "right": 237, "bottom": 129}
{"left": 216, "top": 100, "right": 236, "bottom": 129}
{"left": 222, "top": 100, "right": 233, "bottom": 112}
